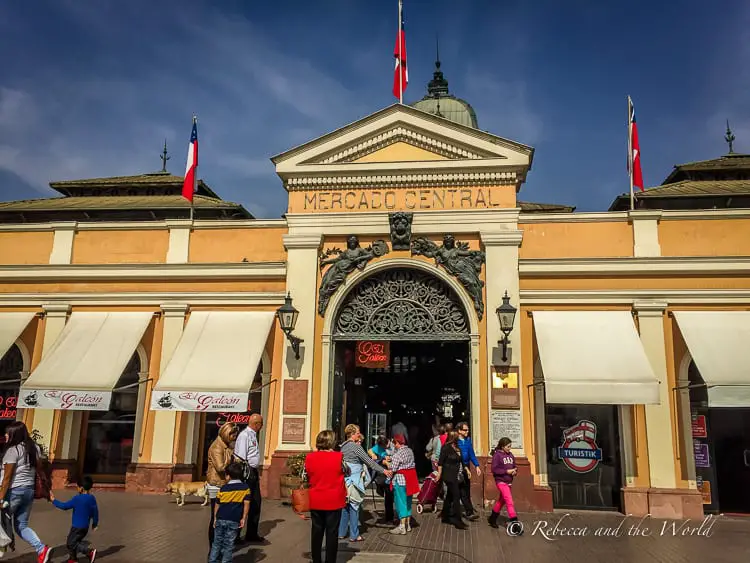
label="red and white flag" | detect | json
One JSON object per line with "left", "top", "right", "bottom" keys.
{"left": 628, "top": 96, "right": 644, "bottom": 192}
{"left": 392, "top": 0, "right": 408, "bottom": 101}
{"left": 182, "top": 116, "right": 198, "bottom": 202}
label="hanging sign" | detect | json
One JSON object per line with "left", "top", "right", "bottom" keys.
{"left": 0, "top": 395, "right": 18, "bottom": 419}
{"left": 557, "top": 420, "right": 602, "bottom": 473}
{"left": 19, "top": 389, "right": 112, "bottom": 411}
{"left": 150, "top": 390, "right": 249, "bottom": 412}
{"left": 691, "top": 414, "right": 707, "bottom": 438}
{"left": 355, "top": 341, "right": 390, "bottom": 368}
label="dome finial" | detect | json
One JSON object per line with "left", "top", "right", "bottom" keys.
{"left": 160, "top": 139, "right": 170, "bottom": 173}
{"left": 725, "top": 119, "right": 736, "bottom": 154}
{"left": 427, "top": 34, "right": 449, "bottom": 98}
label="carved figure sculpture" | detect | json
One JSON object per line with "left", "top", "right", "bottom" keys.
{"left": 389, "top": 212, "right": 413, "bottom": 251}
{"left": 318, "top": 235, "right": 390, "bottom": 315}
{"left": 411, "top": 234, "right": 486, "bottom": 319}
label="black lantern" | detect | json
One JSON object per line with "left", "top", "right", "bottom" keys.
{"left": 495, "top": 291, "right": 517, "bottom": 362}
{"left": 277, "top": 293, "right": 304, "bottom": 360}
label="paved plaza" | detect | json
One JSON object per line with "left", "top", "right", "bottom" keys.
{"left": 1, "top": 491, "right": 747, "bottom": 562}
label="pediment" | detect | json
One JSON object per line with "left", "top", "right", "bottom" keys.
{"left": 272, "top": 104, "right": 534, "bottom": 182}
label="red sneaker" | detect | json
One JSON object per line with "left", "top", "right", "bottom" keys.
{"left": 38, "top": 546, "right": 51, "bottom": 563}
{"left": 89, "top": 548, "right": 97, "bottom": 562}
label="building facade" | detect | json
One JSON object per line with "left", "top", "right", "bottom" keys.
{"left": 1, "top": 86, "right": 750, "bottom": 519}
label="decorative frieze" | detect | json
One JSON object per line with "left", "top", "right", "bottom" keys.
{"left": 285, "top": 170, "right": 517, "bottom": 190}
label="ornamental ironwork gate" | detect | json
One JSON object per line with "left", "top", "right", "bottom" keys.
{"left": 332, "top": 268, "right": 470, "bottom": 341}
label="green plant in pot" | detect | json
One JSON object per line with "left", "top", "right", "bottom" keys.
{"left": 279, "top": 453, "right": 308, "bottom": 499}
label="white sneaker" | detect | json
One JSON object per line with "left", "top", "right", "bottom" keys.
{"left": 389, "top": 524, "right": 406, "bottom": 535}
{"left": 406, "top": 520, "right": 412, "bottom": 532}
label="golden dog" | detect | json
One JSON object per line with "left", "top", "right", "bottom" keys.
{"left": 166, "top": 481, "right": 209, "bottom": 507}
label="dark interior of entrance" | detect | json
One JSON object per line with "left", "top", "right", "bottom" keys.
{"left": 333, "top": 340, "right": 469, "bottom": 477}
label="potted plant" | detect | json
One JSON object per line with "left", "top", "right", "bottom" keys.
{"left": 279, "top": 453, "right": 307, "bottom": 499}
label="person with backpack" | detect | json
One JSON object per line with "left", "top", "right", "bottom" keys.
{"left": 0, "top": 421, "right": 51, "bottom": 563}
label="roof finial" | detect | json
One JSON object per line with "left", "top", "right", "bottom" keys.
{"left": 160, "top": 139, "right": 170, "bottom": 172}
{"left": 436, "top": 34, "right": 440, "bottom": 69}
{"left": 725, "top": 119, "right": 736, "bottom": 154}
{"left": 427, "top": 34, "right": 449, "bottom": 98}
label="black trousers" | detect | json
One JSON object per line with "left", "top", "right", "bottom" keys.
{"left": 442, "top": 481, "right": 463, "bottom": 523}
{"left": 66, "top": 526, "right": 91, "bottom": 559}
{"left": 241, "top": 467, "right": 262, "bottom": 540}
{"left": 310, "top": 509, "right": 342, "bottom": 563}
{"left": 208, "top": 498, "right": 217, "bottom": 548}
{"left": 383, "top": 485, "right": 395, "bottom": 521}
{"left": 459, "top": 476, "right": 475, "bottom": 515}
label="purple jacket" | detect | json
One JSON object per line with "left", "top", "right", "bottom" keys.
{"left": 491, "top": 449, "right": 516, "bottom": 484}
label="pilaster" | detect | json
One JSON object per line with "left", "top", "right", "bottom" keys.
{"left": 629, "top": 210, "right": 662, "bottom": 258}
{"left": 278, "top": 234, "right": 322, "bottom": 450}
{"left": 149, "top": 303, "right": 189, "bottom": 464}
{"left": 481, "top": 230, "right": 524, "bottom": 456}
{"left": 165, "top": 219, "right": 192, "bottom": 264}
{"left": 48, "top": 222, "right": 77, "bottom": 265}
{"left": 32, "top": 303, "right": 71, "bottom": 451}
{"left": 633, "top": 300, "right": 677, "bottom": 489}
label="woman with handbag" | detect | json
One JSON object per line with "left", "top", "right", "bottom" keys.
{"left": 436, "top": 430, "right": 467, "bottom": 530}
{"left": 206, "top": 422, "right": 238, "bottom": 551}
{"left": 0, "top": 421, "right": 51, "bottom": 563}
{"left": 305, "top": 430, "right": 348, "bottom": 563}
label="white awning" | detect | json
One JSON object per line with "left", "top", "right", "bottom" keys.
{"left": 534, "top": 311, "right": 660, "bottom": 405}
{"left": 674, "top": 311, "right": 750, "bottom": 407}
{"left": 20, "top": 312, "right": 152, "bottom": 410}
{"left": 150, "top": 311, "right": 275, "bottom": 412}
{"left": 0, "top": 312, "right": 35, "bottom": 361}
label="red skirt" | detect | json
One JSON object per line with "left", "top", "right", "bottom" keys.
{"left": 392, "top": 468, "right": 420, "bottom": 497}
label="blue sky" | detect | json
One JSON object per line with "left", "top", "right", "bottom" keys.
{"left": 0, "top": 0, "right": 748, "bottom": 217}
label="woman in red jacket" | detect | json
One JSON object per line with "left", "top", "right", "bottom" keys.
{"left": 304, "top": 430, "right": 348, "bottom": 563}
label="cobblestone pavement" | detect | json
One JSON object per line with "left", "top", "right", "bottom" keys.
{"left": 1, "top": 491, "right": 747, "bottom": 562}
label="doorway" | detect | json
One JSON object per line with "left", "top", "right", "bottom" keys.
{"left": 688, "top": 360, "right": 750, "bottom": 514}
{"left": 0, "top": 343, "right": 23, "bottom": 443}
{"left": 333, "top": 340, "right": 470, "bottom": 477}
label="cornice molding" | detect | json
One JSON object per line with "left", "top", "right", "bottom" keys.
{"left": 0, "top": 262, "right": 287, "bottom": 281}
{"left": 0, "top": 219, "right": 286, "bottom": 233}
{"left": 628, "top": 210, "right": 663, "bottom": 221}
{"left": 285, "top": 170, "right": 519, "bottom": 190}
{"left": 632, "top": 300, "right": 669, "bottom": 316}
{"left": 480, "top": 231, "right": 524, "bottom": 246}
{"left": 282, "top": 233, "right": 323, "bottom": 250}
{"left": 660, "top": 209, "right": 750, "bottom": 220}
{"left": 41, "top": 303, "right": 71, "bottom": 316}
{"left": 317, "top": 127, "right": 488, "bottom": 163}
{"left": 160, "top": 302, "right": 190, "bottom": 316}
{"left": 0, "top": 292, "right": 286, "bottom": 306}
{"left": 520, "top": 289, "right": 750, "bottom": 305}
{"left": 519, "top": 212, "right": 631, "bottom": 223}
{"left": 519, "top": 256, "right": 750, "bottom": 276}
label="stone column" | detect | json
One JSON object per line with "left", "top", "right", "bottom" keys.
{"left": 32, "top": 303, "right": 70, "bottom": 452}
{"left": 277, "top": 234, "right": 321, "bottom": 451}
{"left": 480, "top": 230, "right": 524, "bottom": 456}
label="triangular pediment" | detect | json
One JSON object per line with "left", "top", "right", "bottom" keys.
{"left": 272, "top": 104, "right": 534, "bottom": 185}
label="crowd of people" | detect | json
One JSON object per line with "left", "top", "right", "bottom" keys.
{"left": 0, "top": 415, "right": 518, "bottom": 563}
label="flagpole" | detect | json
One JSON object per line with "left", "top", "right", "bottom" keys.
{"left": 628, "top": 96, "right": 634, "bottom": 211}
{"left": 398, "top": 0, "right": 403, "bottom": 104}
{"left": 190, "top": 114, "right": 197, "bottom": 222}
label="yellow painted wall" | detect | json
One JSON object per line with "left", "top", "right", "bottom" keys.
{"left": 520, "top": 222, "right": 633, "bottom": 258}
{"left": 0, "top": 280, "right": 286, "bottom": 294}
{"left": 353, "top": 142, "right": 449, "bottom": 163}
{"left": 659, "top": 219, "right": 750, "bottom": 256}
{"left": 189, "top": 228, "right": 287, "bottom": 263}
{"left": 0, "top": 232, "right": 54, "bottom": 264}
{"left": 72, "top": 230, "right": 169, "bottom": 264}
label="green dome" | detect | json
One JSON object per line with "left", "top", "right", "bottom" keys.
{"left": 410, "top": 59, "right": 478, "bottom": 129}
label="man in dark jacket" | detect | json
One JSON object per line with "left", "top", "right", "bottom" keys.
{"left": 456, "top": 422, "right": 481, "bottom": 521}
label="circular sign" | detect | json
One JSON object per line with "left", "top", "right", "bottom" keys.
{"left": 557, "top": 420, "right": 602, "bottom": 474}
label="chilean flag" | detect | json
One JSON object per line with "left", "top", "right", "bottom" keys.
{"left": 392, "top": 0, "right": 408, "bottom": 101}
{"left": 182, "top": 117, "right": 198, "bottom": 202}
{"left": 628, "top": 97, "right": 644, "bottom": 191}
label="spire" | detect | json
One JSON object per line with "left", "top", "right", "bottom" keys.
{"left": 427, "top": 35, "right": 449, "bottom": 98}
{"left": 160, "top": 139, "right": 170, "bottom": 173}
{"left": 725, "top": 119, "right": 736, "bottom": 154}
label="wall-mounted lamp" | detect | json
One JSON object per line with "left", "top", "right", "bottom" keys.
{"left": 495, "top": 291, "right": 517, "bottom": 363}
{"left": 276, "top": 293, "right": 304, "bottom": 360}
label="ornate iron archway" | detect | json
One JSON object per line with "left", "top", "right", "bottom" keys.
{"left": 333, "top": 268, "right": 470, "bottom": 341}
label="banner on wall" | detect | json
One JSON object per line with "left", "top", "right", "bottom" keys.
{"left": 19, "top": 389, "right": 112, "bottom": 411}
{"left": 150, "top": 390, "right": 249, "bottom": 412}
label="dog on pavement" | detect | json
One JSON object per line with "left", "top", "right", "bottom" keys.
{"left": 166, "top": 481, "right": 209, "bottom": 507}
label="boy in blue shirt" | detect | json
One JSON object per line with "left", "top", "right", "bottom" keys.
{"left": 210, "top": 462, "right": 251, "bottom": 563}
{"left": 49, "top": 476, "right": 99, "bottom": 562}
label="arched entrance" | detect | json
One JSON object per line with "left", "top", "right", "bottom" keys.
{"left": 329, "top": 267, "right": 472, "bottom": 476}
